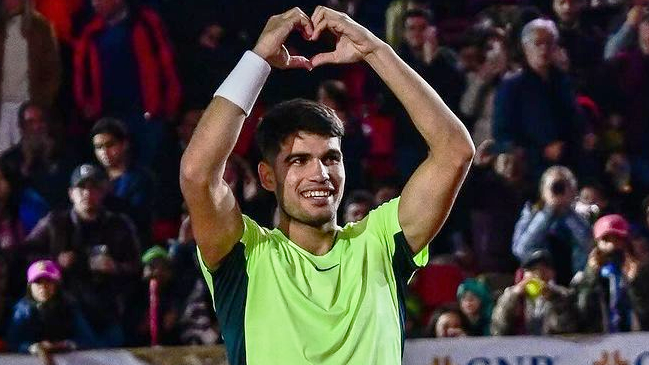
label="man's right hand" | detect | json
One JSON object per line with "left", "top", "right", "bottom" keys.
{"left": 252, "top": 7, "right": 314, "bottom": 70}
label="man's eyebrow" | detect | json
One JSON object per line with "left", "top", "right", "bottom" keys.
{"left": 323, "top": 149, "right": 342, "bottom": 158}
{"left": 284, "top": 153, "right": 311, "bottom": 162}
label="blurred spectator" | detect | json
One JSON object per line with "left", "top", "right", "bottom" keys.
{"left": 491, "top": 249, "right": 578, "bottom": 335}
{"left": 426, "top": 306, "right": 468, "bottom": 338}
{"left": 602, "top": 152, "right": 648, "bottom": 220}
{"left": 74, "top": 0, "right": 180, "bottom": 121}
{"left": 512, "top": 166, "right": 591, "bottom": 286}
{"left": 493, "top": 18, "right": 583, "bottom": 181}
{"left": 457, "top": 278, "right": 493, "bottom": 336}
{"left": 0, "top": 159, "right": 24, "bottom": 250}
{"left": 1, "top": 101, "right": 78, "bottom": 209}
{"left": 167, "top": 216, "right": 200, "bottom": 302}
{"left": 393, "top": 9, "right": 466, "bottom": 180}
{"left": 224, "top": 154, "right": 274, "bottom": 228}
{"left": 342, "top": 189, "right": 374, "bottom": 224}
{"left": 176, "top": 279, "right": 221, "bottom": 345}
{"left": 552, "top": 0, "right": 604, "bottom": 94}
{"left": 317, "top": 79, "right": 370, "bottom": 190}
{"left": 71, "top": 244, "right": 125, "bottom": 348}
{"left": 74, "top": 0, "right": 181, "bottom": 166}
{"left": 372, "top": 177, "right": 401, "bottom": 206}
{"left": 0, "top": 0, "right": 60, "bottom": 155}
{"left": 168, "top": 217, "right": 220, "bottom": 345}
{"left": 385, "top": 0, "right": 432, "bottom": 52}
{"left": 459, "top": 28, "right": 509, "bottom": 147}
{"left": 123, "top": 246, "right": 182, "bottom": 346}
{"left": 24, "top": 164, "right": 141, "bottom": 293}
{"left": 176, "top": 108, "right": 203, "bottom": 153}
{"left": 572, "top": 214, "right": 649, "bottom": 332}
{"left": 6, "top": 260, "right": 99, "bottom": 354}
{"left": 603, "top": 0, "right": 649, "bottom": 59}
{"left": 91, "top": 117, "right": 155, "bottom": 245}
{"left": 574, "top": 182, "right": 612, "bottom": 223}
{"left": 465, "top": 141, "right": 529, "bottom": 273}
{"left": 178, "top": 18, "right": 240, "bottom": 108}
{"left": 598, "top": 15, "right": 649, "bottom": 166}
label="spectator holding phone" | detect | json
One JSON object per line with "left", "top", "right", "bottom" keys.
{"left": 512, "top": 166, "right": 591, "bottom": 286}
{"left": 572, "top": 214, "right": 649, "bottom": 332}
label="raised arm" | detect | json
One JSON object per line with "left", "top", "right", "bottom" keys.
{"left": 310, "top": 6, "right": 474, "bottom": 254}
{"left": 180, "top": 8, "right": 314, "bottom": 269}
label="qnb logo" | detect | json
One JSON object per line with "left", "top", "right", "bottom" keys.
{"left": 465, "top": 356, "right": 554, "bottom": 365}
{"left": 594, "top": 350, "right": 649, "bottom": 365}
{"left": 428, "top": 356, "right": 555, "bottom": 365}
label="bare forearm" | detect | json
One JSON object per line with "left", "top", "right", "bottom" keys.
{"left": 364, "top": 44, "right": 474, "bottom": 159}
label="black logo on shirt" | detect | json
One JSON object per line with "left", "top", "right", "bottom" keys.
{"left": 314, "top": 264, "right": 339, "bottom": 272}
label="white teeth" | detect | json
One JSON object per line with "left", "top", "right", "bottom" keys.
{"left": 303, "top": 190, "right": 331, "bottom": 198}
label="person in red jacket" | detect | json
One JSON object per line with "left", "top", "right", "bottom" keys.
{"left": 74, "top": 0, "right": 181, "bottom": 166}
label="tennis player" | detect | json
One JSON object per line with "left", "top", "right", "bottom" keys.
{"left": 180, "top": 5, "right": 474, "bottom": 364}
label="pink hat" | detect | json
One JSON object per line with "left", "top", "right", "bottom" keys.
{"left": 27, "top": 260, "right": 62, "bottom": 284}
{"left": 593, "top": 214, "right": 629, "bottom": 240}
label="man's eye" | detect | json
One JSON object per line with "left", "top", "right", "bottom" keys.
{"left": 324, "top": 156, "right": 340, "bottom": 165}
{"left": 291, "top": 158, "right": 305, "bottom": 165}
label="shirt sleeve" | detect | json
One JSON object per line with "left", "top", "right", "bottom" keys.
{"left": 365, "top": 197, "right": 429, "bottom": 268}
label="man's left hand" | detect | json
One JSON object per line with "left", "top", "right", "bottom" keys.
{"left": 309, "top": 6, "right": 384, "bottom": 67}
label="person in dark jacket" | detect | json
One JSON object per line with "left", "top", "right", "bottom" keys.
{"left": 493, "top": 18, "right": 583, "bottom": 182}
{"left": 23, "top": 164, "right": 141, "bottom": 293}
{"left": 5, "top": 260, "right": 99, "bottom": 354}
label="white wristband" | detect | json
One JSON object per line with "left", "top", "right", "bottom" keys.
{"left": 213, "top": 51, "right": 271, "bottom": 116}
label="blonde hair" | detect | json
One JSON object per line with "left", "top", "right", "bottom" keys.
{"left": 539, "top": 165, "right": 577, "bottom": 194}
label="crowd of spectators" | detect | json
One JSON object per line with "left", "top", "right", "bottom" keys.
{"left": 0, "top": 0, "right": 649, "bottom": 356}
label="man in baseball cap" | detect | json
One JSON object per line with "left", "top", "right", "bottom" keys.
{"left": 24, "top": 163, "right": 141, "bottom": 290}
{"left": 69, "top": 163, "right": 108, "bottom": 188}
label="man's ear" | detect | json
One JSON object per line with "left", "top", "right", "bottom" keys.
{"left": 258, "top": 161, "right": 276, "bottom": 192}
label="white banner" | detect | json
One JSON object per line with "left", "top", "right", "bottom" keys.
{"left": 0, "top": 350, "right": 146, "bottom": 365}
{"left": 404, "top": 333, "right": 649, "bottom": 365}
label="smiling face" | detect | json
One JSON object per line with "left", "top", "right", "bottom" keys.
{"left": 260, "top": 132, "right": 345, "bottom": 228}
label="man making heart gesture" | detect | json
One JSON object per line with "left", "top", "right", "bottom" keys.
{"left": 180, "top": 6, "right": 475, "bottom": 365}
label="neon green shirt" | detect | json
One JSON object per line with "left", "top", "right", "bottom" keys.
{"left": 199, "top": 197, "right": 428, "bottom": 364}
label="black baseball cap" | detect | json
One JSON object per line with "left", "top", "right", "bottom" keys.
{"left": 70, "top": 164, "right": 107, "bottom": 187}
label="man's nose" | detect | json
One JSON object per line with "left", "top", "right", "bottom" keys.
{"left": 310, "top": 160, "right": 330, "bottom": 181}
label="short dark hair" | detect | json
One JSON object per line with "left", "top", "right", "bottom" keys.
{"left": 90, "top": 117, "right": 129, "bottom": 142}
{"left": 256, "top": 99, "right": 344, "bottom": 162}
{"left": 403, "top": 9, "right": 433, "bottom": 26}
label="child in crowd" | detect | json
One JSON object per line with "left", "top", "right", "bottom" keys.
{"left": 6, "top": 260, "right": 98, "bottom": 354}
{"left": 457, "top": 278, "right": 493, "bottom": 336}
